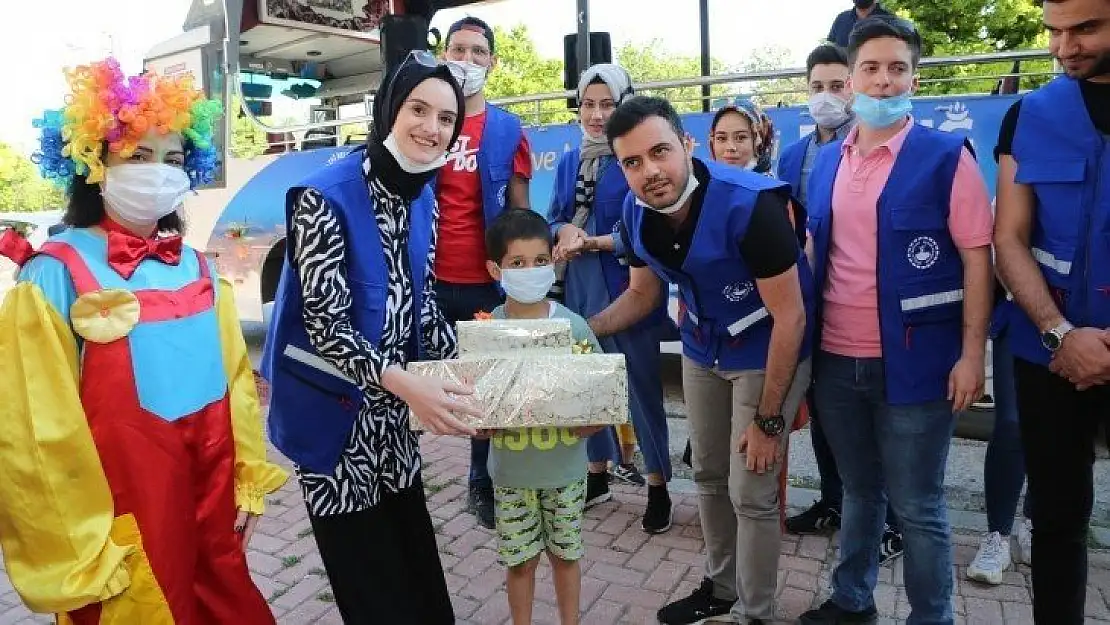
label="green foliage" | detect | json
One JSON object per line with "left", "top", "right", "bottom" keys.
{"left": 229, "top": 97, "right": 270, "bottom": 158}
{"left": 484, "top": 24, "right": 766, "bottom": 124}
{"left": 338, "top": 122, "right": 370, "bottom": 146}
{"left": 885, "top": 0, "right": 1044, "bottom": 56}
{"left": 0, "top": 142, "right": 65, "bottom": 212}
{"left": 485, "top": 25, "right": 570, "bottom": 125}
{"left": 882, "top": 0, "right": 1053, "bottom": 95}
{"left": 618, "top": 41, "right": 733, "bottom": 112}
{"left": 735, "top": 45, "right": 808, "bottom": 108}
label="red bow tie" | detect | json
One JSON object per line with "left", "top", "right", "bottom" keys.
{"left": 103, "top": 220, "right": 183, "bottom": 279}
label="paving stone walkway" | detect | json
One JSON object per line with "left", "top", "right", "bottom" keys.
{"left": 2, "top": 433, "right": 1109, "bottom": 624}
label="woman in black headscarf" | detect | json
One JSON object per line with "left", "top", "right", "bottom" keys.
{"left": 263, "top": 54, "right": 473, "bottom": 623}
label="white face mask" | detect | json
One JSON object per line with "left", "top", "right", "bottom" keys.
{"left": 635, "top": 163, "right": 700, "bottom": 215}
{"left": 500, "top": 265, "right": 556, "bottom": 304}
{"left": 384, "top": 132, "right": 447, "bottom": 173}
{"left": 102, "top": 164, "right": 191, "bottom": 225}
{"left": 808, "top": 92, "right": 852, "bottom": 129}
{"left": 447, "top": 60, "right": 488, "bottom": 97}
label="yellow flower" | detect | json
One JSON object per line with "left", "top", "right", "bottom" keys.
{"left": 70, "top": 289, "right": 140, "bottom": 344}
{"left": 571, "top": 339, "right": 594, "bottom": 355}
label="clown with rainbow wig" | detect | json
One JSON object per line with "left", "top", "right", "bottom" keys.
{"left": 0, "top": 57, "right": 286, "bottom": 624}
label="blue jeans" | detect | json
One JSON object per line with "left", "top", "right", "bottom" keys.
{"left": 814, "top": 352, "right": 955, "bottom": 625}
{"left": 809, "top": 388, "right": 900, "bottom": 530}
{"left": 984, "top": 333, "right": 1032, "bottom": 534}
{"left": 433, "top": 281, "right": 504, "bottom": 489}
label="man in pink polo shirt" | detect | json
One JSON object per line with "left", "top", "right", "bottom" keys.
{"left": 797, "top": 17, "right": 993, "bottom": 625}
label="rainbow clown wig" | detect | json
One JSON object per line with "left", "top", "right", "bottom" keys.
{"left": 32, "top": 57, "right": 223, "bottom": 189}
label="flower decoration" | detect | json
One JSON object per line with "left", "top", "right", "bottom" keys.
{"left": 225, "top": 223, "right": 250, "bottom": 239}
{"left": 70, "top": 288, "right": 140, "bottom": 343}
{"left": 31, "top": 57, "right": 223, "bottom": 188}
{"left": 571, "top": 339, "right": 594, "bottom": 355}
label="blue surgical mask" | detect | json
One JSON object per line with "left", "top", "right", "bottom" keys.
{"left": 499, "top": 266, "right": 556, "bottom": 304}
{"left": 853, "top": 92, "right": 913, "bottom": 129}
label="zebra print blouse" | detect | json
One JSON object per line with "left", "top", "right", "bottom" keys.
{"left": 290, "top": 154, "right": 457, "bottom": 516}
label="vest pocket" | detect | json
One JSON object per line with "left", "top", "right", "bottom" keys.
{"left": 725, "top": 306, "right": 770, "bottom": 337}
{"left": 270, "top": 345, "right": 361, "bottom": 473}
{"left": 890, "top": 204, "right": 947, "bottom": 231}
{"left": 898, "top": 283, "right": 964, "bottom": 326}
{"left": 281, "top": 344, "right": 357, "bottom": 392}
{"left": 1015, "top": 159, "right": 1086, "bottom": 250}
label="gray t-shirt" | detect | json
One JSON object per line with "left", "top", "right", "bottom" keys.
{"left": 486, "top": 301, "right": 603, "bottom": 489}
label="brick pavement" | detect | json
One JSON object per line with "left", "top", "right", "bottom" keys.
{"left": 3, "top": 434, "right": 1110, "bottom": 624}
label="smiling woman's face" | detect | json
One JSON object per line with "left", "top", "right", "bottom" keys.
{"left": 390, "top": 77, "right": 460, "bottom": 164}
{"left": 709, "top": 110, "right": 757, "bottom": 168}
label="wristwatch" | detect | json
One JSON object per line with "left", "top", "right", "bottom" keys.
{"left": 754, "top": 413, "right": 786, "bottom": 437}
{"left": 1041, "top": 320, "right": 1076, "bottom": 352}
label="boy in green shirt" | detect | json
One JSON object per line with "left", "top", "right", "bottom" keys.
{"left": 476, "top": 209, "right": 605, "bottom": 625}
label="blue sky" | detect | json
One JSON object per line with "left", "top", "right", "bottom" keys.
{"left": 0, "top": 0, "right": 844, "bottom": 153}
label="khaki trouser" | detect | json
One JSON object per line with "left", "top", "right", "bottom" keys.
{"left": 682, "top": 356, "right": 812, "bottom": 621}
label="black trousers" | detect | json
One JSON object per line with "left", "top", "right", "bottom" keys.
{"left": 308, "top": 478, "right": 454, "bottom": 624}
{"left": 1014, "top": 357, "right": 1110, "bottom": 625}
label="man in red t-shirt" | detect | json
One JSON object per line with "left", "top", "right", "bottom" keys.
{"left": 437, "top": 16, "right": 533, "bottom": 529}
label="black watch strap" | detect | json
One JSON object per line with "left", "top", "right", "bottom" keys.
{"left": 755, "top": 413, "right": 786, "bottom": 437}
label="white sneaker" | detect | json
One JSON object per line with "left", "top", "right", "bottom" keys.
{"left": 967, "top": 531, "right": 1012, "bottom": 585}
{"left": 1015, "top": 518, "right": 1033, "bottom": 565}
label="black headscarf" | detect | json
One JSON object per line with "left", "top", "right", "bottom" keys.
{"left": 367, "top": 59, "right": 465, "bottom": 200}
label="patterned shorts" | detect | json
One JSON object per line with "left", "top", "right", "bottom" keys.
{"left": 493, "top": 478, "right": 587, "bottom": 568}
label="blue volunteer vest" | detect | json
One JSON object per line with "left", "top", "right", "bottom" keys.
{"left": 777, "top": 133, "right": 815, "bottom": 199}
{"left": 261, "top": 146, "right": 435, "bottom": 473}
{"left": 627, "top": 159, "right": 815, "bottom": 370}
{"left": 1008, "top": 76, "right": 1110, "bottom": 365}
{"left": 807, "top": 123, "right": 968, "bottom": 405}
{"left": 475, "top": 103, "right": 524, "bottom": 225}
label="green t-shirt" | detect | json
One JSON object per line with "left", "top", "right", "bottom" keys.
{"left": 486, "top": 301, "right": 603, "bottom": 489}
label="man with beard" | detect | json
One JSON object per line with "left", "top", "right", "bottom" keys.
{"left": 828, "top": 0, "right": 893, "bottom": 48}
{"left": 591, "top": 95, "right": 813, "bottom": 625}
{"left": 993, "top": 0, "right": 1110, "bottom": 622}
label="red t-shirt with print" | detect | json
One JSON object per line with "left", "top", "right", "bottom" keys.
{"left": 435, "top": 110, "right": 533, "bottom": 284}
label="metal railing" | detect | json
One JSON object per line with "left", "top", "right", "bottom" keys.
{"left": 239, "top": 48, "right": 1055, "bottom": 137}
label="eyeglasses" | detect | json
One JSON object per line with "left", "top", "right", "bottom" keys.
{"left": 382, "top": 49, "right": 467, "bottom": 100}
{"left": 379, "top": 49, "right": 466, "bottom": 114}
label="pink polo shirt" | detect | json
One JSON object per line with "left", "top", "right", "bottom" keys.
{"left": 821, "top": 117, "right": 993, "bottom": 358}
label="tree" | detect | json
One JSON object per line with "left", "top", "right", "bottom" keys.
{"left": 484, "top": 25, "right": 569, "bottom": 125}
{"left": 480, "top": 24, "right": 746, "bottom": 122}
{"left": 338, "top": 122, "right": 370, "bottom": 146}
{"left": 617, "top": 41, "right": 732, "bottom": 113}
{"left": 229, "top": 97, "right": 270, "bottom": 158}
{"left": 883, "top": 0, "right": 1052, "bottom": 95}
{"left": 0, "top": 142, "right": 66, "bottom": 212}
{"left": 737, "top": 45, "right": 808, "bottom": 107}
